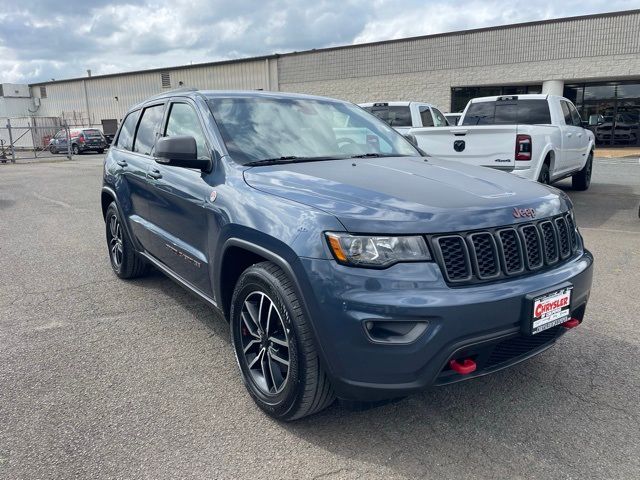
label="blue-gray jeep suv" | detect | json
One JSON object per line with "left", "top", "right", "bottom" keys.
{"left": 101, "top": 90, "right": 593, "bottom": 420}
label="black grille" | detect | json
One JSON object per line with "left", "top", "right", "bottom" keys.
{"left": 436, "top": 236, "right": 471, "bottom": 281}
{"left": 565, "top": 215, "right": 578, "bottom": 251}
{"left": 540, "top": 221, "right": 558, "bottom": 264}
{"left": 497, "top": 228, "right": 524, "bottom": 274}
{"left": 555, "top": 217, "right": 571, "bottom": 259}
{"left": 485, "top": 326, "right": 563, "bottom": 368}
{"left": 520, "top": 225, "right": 543, "bottom": 269}
{"left": 432, "top": 213, "right": 579, "bottom": 285}
{"left": 469, "top": 233, "right": 499, "bottom": 279}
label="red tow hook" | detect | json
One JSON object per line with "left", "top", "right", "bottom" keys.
{"left": 449, "top": 358, "right": 477, "bottom": 375}
{"left": 562, "top": 318, "right": 580, "bottom": 329}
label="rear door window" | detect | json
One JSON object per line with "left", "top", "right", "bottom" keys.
{"left": 568, "top": 102, "right": 583, "bottom": 127}
{"left": 116, "top": 110, "right": 140, "bottom": 151}
{"left": 365, "top": 105, "right": 412, "bottom": 127}
{"left": 560, "top": 102, "right": 573, "bottom": 126}
{"left": 419, "top": 107, "right": 434, "bottom": 127}
{"left": 462, "top": 99, "right": 551, "bottom": 125}
{"left": 133, "top": 104, "right": 165, "bottom": 155}
{"left": 431, "top": 107, "right": 448, "bottom": 127}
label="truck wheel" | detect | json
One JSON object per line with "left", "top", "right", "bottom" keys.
{"left": 105, "top": 202, "right": 147, "bottom": 279}
{"left": 572, "top": 151, "right": 593, "bottom": 191}
{"left": 537, "top": 163, "right": 551, "bottom": 185}
{"left": 230, "top": 261, "right": 335, "bottom": 421}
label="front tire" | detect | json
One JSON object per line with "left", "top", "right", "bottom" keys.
{"left": 49, "top": 145, "right": 56, "bottom": 154}
{"left": 72, "top": 144, "right": 80, "bottom": 155}
{"left": 230, "top": 262, "right": 335, "bottom": 421}
{"left": 572, "top": 151, "right": 593, "bottom": 191}
{"left": 105, "top": 202, "right": 147, "bottom": 279}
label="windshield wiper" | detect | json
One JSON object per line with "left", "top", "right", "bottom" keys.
{"left": 245, "top": 156, "right": 342, "bottom": 166}
{"left": 348, "top": 153, "right": 409, "bottom": 159}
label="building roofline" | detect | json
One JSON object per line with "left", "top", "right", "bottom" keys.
{"left": 29, "top": 53, "right": 280, "bottom": 86}
{"left": 282, "top": 9, "right": 640, "bottom": 58}
{"left": 28, "top": 8, "right": 640, "bottom": 87}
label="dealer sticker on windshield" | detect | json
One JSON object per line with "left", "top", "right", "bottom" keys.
{"left": 531, "top": 287, "right": 572, "bottom": 335}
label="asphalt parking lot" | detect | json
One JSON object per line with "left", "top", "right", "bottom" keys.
{"left": 1, "top": 155, "right": 639, "bottom": 479}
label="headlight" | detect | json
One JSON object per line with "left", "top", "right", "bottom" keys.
{"left": 325, "top": 232, "right": 431, "bottom": 268}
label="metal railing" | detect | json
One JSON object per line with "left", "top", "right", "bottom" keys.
{"left": 0, "top": 117, "right": 72, "bottom": 162}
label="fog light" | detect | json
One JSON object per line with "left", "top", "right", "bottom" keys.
{"left": 363, "top": 320, "right": 429, "bottom": 344}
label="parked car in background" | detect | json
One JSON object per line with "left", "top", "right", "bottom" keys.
{"left": 409, "top": 95, "right": 596, "bottom": 190}
{"left": 359, "top": 101, "right": 450, "bottom": 134}
{"left": 102, "top": 90, "right": 593, "bottom": 420}
{"left": 444, "top": 113, "right": 462, "bottom": 125}
{"left": 49, "top": 128, "right": 107, "bottom": 155}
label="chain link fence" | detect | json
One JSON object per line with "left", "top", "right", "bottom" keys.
{"left": 0, "top": 117, "right": 72, "bottom": 163}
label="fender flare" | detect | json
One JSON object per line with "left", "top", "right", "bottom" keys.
{"left": 533, "top": 144, "right": 556, "bottom": 181}
{"left": 216, "top": 236, "right": 335, "bottom": 378}
{"left": 101, "top": 185, "right": 145, "bottom": 252}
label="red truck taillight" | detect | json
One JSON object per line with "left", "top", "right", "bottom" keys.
{"left": 515, "top": 134, "right": 532, "bottom": 161}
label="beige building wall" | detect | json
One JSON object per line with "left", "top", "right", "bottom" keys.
{"left": 30, "top": 58, "right": 277, "bottom": 125}
{"left": 278, "top": 10, "right": 640, "bottom": 111}
{"left": 19, "top": 9, "right": 640, "bottom": 124}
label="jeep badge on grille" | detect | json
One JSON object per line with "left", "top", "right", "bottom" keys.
{"left": 513, "top": 207, "right": 536, "bottom": 218}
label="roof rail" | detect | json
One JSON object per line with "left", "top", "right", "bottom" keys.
{"left": 146, "top": 86, "right": 199, "bottom": 101}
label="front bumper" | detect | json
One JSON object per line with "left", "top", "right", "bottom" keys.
{"left": 298, "top": 250, "right": 593, "bottom": 401}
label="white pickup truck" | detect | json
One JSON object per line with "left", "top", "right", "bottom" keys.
{"left": 359, "top": 101, "right": 452, "bottom": 135}
{"left": 407, "top": 94, "right": 596, "bottom": 190}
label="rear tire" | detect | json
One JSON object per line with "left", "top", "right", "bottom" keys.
{"left": 72, "top": 144, "right": 80, "bottom": 155}
{"left": 537, "top": 162, "right": 551, "bottom": 185}
{"left": 230, "top": 261, "right": 335, "bottom": 421}
{"left": 49, "top": 145, "right": 56, "bottom": 154}
{"left": 97, "top": 149, "right": 104, "bottom": 154}
{"left": 572, "top": 151, "right": 593, "bottom": 191}
{"left": 105, "top": 202, "right": 147, "bottom": 279}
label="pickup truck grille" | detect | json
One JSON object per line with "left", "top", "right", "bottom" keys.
{"left": 431, "top": 213, "right": 579, "bottom": 285}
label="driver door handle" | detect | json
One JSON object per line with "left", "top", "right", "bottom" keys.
{"left": 116, "top": 160, "right": 127, "bottom": 167}
{"left": 148, "top": 168, "right": 162, "bottom": 180}
{"left": 566, "top": 132, "right": 573, "bottom": 137}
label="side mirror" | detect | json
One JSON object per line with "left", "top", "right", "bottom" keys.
{"left": 155, "top": 135, "right": 210, "bottom": 170}
{"left": 588, "top": 114, "right": 604, "bottom": 127}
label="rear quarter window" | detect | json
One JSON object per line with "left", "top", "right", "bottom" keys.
{"left": 462, "top": 100, "right": 551, "bottom": 125}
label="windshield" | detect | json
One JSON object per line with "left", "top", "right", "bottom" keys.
{"left": 208, "top": 96, "right": 419, "bottom": 164}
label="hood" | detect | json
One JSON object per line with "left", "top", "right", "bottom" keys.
{"left": 243, "top": 156, "right": 570, "bottom": 234}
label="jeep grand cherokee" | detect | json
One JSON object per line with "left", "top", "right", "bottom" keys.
{"left": 101, "top": 90, "right": 593, "bottom": 420}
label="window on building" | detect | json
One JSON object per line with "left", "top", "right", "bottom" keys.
{"left": 133, "top": 104, "right": 165, "bottom": 155}
{"left": 161, "top": 71, "right": 171, "bottom": 88}
{"left": 165, "top": 103, "right": 210, "bottom": 160}
{"left": 115, "top": 110, "right": 140, "bottom": 151}
{"left": 40, "top": 86, "right": 47, "bottom": 98}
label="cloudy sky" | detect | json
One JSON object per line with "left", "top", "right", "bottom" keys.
{"left": 0, "top": 0, "right": 637, "bottom": 84}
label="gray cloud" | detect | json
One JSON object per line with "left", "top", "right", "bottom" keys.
{"left": 0, "top": 0, "right": 635, "bottom": 83}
